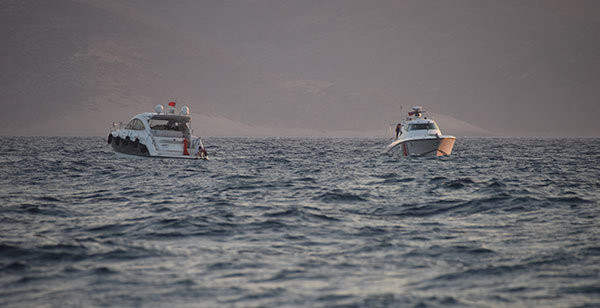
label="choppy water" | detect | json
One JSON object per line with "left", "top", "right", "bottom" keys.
{"left": 1, "top": 136, "right": 599, "bottom": 307}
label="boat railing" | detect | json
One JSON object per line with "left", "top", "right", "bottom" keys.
{"left": 111, "top": 122, "right": 123, "bottom": 132}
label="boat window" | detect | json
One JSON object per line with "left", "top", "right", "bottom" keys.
{"left": 408, "top": 123, "right": 438, "bottom": 131}
{"left": 134, "top": 119, "right": 145, "bottom": 130}
{"left": 149, "top": 119, "right": 189, "bottom": 133}
{"left": 125, "top": 119, "right": 145, "bottom": 130}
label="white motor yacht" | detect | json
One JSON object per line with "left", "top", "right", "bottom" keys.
{"left": 107, "top": 102, "right": 208, "bottom": 159}
{"left": 384, "top": 106, "right": 455, "bottom": 157}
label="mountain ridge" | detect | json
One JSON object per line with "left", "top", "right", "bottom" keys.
{"left": 2, "top": 0, "right": 598, "bottom": 136}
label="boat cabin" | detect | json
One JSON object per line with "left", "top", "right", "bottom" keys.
{"left": 406, "top": 122, "right": 438, "bottom": 131}
{"left": 148, "top": 115, "right": 191, "bottom": 137}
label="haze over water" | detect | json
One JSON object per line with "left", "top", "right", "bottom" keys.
{"left": 1, "top": 137, "right": 599, "bottom": 307}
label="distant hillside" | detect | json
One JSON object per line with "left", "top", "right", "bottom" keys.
{"left": 190, "top": 111, "right": 493, "bottom": 137}
{"left": 2, "top": 0, "right": 597, "bottom": 136}
{"left": 0, "top": 0, "right": 492, "bottom": 137}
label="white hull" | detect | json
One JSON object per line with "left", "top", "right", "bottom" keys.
{"left": 114, "top": 151, "right": 205, "bottom": 160}
{"left": 385, "top": 137, "right": 455, "bottom": 157}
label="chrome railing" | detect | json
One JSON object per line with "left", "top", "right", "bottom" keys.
{"left": 111, "top": 122, "right": 123, "bottom": 132}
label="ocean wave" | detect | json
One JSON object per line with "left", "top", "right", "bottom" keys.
{"left": 313, "top": 190, "right": 368, "bottom": 203}
{"left": 1, "top": 136, "right": 599, "bottom": 307}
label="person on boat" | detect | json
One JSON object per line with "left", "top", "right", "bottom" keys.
{"left": 192, "top": 139, "right": 208, "bottom": 158}
{"left": 395, "top": 123, "right": 402, "bottom": 140}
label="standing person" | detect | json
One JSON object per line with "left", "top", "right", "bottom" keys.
{"left": 395, "top": 123, "right": 402, "bottom": 140}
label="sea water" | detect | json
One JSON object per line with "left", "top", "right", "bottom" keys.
{"left": 0, "top": 136, "right": 599, "bottom": 307}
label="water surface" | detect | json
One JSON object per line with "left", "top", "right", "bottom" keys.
{"left": 1, "top": 137, "right": 599, "bottom": 307}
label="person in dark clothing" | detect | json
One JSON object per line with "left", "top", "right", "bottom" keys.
{"left": 395, "top": 123, "right": 402, "bottom": 140}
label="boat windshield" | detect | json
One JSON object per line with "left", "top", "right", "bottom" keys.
{"left": 407, "top": 123, "right": 438, "bottom": 131}
{"left": 149, "top": 119, "right": 190, "bottom": 133}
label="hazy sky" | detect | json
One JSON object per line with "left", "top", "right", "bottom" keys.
{"left": 1, "top": 0, "right": 599, "bottom": 136}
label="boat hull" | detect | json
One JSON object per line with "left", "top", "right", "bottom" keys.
{"left": 385, "top": 137, "right": 455, "bottom": 157}
{"left": 111, "top": 137, "right": 151, "bottom": 157}
{"left": 113, "top": 151, "right": 204, "bottom": 160}
{"left": 109, "top": 136, "right": 203, "bottom": 160}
